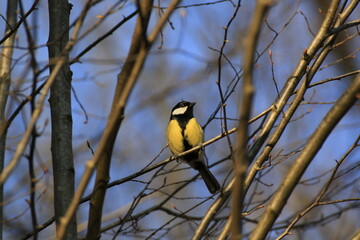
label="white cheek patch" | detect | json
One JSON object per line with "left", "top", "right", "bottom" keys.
{"left": 172, "top": 106, "right": 188, "bottom": 115}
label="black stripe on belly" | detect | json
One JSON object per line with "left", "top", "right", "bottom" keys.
{"left": 182, "top": 137, "right": 198, "bottom": 162}
{"left": 172, "top": 115, "right": 198, "bottom": 162}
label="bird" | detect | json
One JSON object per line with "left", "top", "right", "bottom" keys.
{"left": 166, "top": 101, "right": 220, "bottom": 194}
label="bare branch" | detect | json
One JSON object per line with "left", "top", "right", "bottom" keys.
{"left": 276, "top": 136, "right": 360, "bottom": 240}
{"left": 232, "top": 0, "right": 271, "bottom": 239}
{"left": 0, "top": 0, "right": 18, "bottom": 238}
{"left": 56, "top": 1, "right": 181, "bottom": 239}
{"left": 250, "top": 73, "right": 360, "bottom": 240}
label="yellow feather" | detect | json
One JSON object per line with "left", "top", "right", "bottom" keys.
{"left": 184, "top": 118, "right": 204, "bottom": 147}
{"left": 166, "top": 120, "right": 184, "bottom": 154}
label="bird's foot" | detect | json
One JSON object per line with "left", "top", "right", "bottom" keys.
{"left": 172, "top": 154, "right": 180, "bottom": 162}
{"left": 198, "top": 143, "right": 205, "bottom": 151}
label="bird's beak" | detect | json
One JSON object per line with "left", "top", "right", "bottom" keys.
{"left": 190, "top": 102, "right": 196, "bottom": 107}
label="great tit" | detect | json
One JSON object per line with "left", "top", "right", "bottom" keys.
{"left": 166, "top": 101, "right": 220, "bottom": 194}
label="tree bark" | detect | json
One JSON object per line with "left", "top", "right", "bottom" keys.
{"left": 47, "top": 0, "right": 77, "bottom": 239}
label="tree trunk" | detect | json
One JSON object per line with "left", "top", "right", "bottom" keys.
{"left": 47, "top": 0, "right": 77, "bottom": 239}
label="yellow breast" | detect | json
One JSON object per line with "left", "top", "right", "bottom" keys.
{"left": 166, "top": 120, "right": 185, "bottom": 154}
{"left": 166, "top": 118, "right": 204, "bottom": 155}
{"left": 184, "top": 118, "right": 204, "bottom": 147}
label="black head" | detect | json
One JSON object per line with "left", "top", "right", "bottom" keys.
{"left": 170, "top": 101, "right": 196, "bottom": 119}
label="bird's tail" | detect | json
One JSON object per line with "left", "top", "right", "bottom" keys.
{"left": 198, "top": 167, "right": 220, "bottom": 194}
